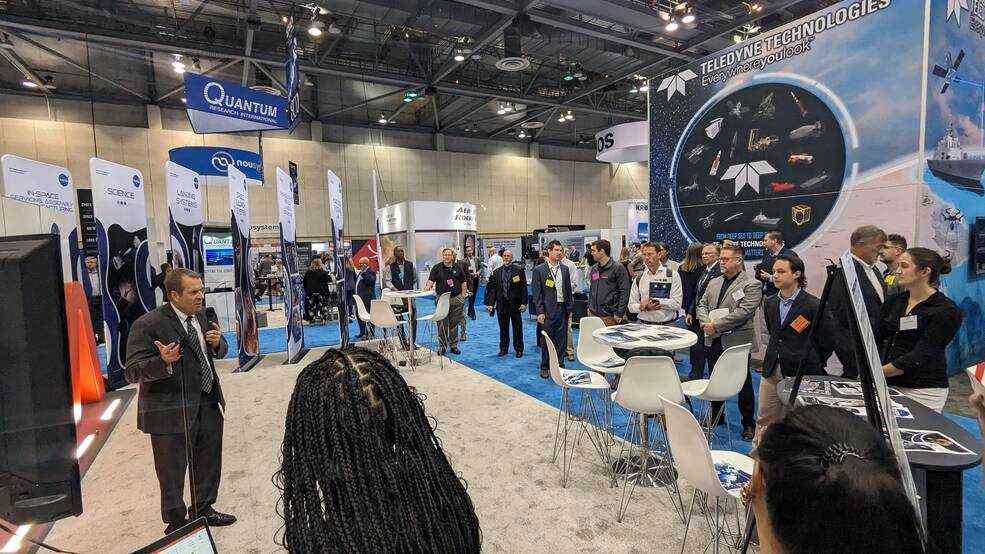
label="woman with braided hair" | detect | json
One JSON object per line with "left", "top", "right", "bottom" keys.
{"left": 274, "top": 346, "right": 481, "bottom": 553}
{"left": 743, "top": 405, "right": 923, "bottom": 553}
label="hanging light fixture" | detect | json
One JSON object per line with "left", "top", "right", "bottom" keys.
{"left": 497, "top": 103, "right": 507, "bottom": 115}
{"left": 639, "top": 82, "right": 649, "bottom": 93}
{"left": 472, "top": 123, "right": 479, "bottom": 133}
{"left": 557, "top": 113, "right": 567, "bottom": 123}
{"left": 171, "top": 54, "right": 185, "bottom": 74}
{"left": 563, "top": 71, "right": 574, "bottom": 81}
{"left": 681, "top": 11, "right": 696, "bottom": 24}
{"left": 327, "top": 19, "right": 342, "bottom": 35}
{"left": 303, "top": 74, "right": 315, "bottom": 87}
{"left": 564, "top": 110, "right": 574, "bottom": 121}
{"left": 665, "top": 19, "right": 679, "bottom": 32}
{"left": 504, "top": 103, "right": 514, "bottom": 113}
{"left": 629, "top": 83, "right": 639, "bottom": 94}
{"left": 21, "top": 78, "right": 38, "bottom": 88}
{"left": 453, "top": 50, "right": 466, "bottom": 62}
{"left": 378, "top": 112, "right": 388, "bottom": 124}
{"left": 181, "top": 97, "right": 187, "bottom": 103}
{"left": 308, "top": 19, "right": 325, "bottom": 36}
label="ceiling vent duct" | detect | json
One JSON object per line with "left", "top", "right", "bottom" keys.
{"left": 496, "top": 17, "right": 530, "bottom": 72}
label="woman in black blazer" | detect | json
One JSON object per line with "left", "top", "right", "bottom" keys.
{"left": 876, "top": 247, "right": 962, "bottom": 412}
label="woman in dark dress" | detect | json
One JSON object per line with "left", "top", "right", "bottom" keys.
{"left": 677, "top": 242, "right": 705, "bottom": 319}
{"left": 343, "top": 256, "right": 357, "bottom": 321}
{"left": 303, "top": 258, "right": 331, "bottom": 322}
{"left": 876, "top": 247, "right": 961, "bottom": 412}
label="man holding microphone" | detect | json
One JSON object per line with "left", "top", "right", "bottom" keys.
{"left": 125, "top": 268, "right": 235, "bottom": 535}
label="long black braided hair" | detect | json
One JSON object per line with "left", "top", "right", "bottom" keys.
{"left": 274, "top": 346, "right": 482, "bottom": 553}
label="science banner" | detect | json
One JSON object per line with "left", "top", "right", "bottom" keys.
{"left": 328, "top": 169, "right": 349, "bottom": 346}
{"left": 90, "top": 158, "right": 155, "bottom": 387}
{"left": 1, "top": 154, "right": 82, "bottom": 281}
{"left": 277, "top": 167, "right": 305, "bottom": 362}
{"left": 184, "top": 72, "right": 288, "bottom": 134}
{"left": 229, "top": 165, "right": 260, "bottom": 370}
{"left": 166, "top": 161, "right": 204, "bottom": 273}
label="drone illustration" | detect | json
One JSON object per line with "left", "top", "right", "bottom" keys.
{"left": 933, "top": 50, "right": 965, "bottom": 94}
{"left": 699, "top": 213, "right": 716, "bottom": 228}
{"left": 726, "top": 100, "right": 750, "bottom": 119}
{"left": 704, "top": 186, "right": 726, "bottom": 203}
{"left": 942, "top": 207, "right": 964, "bottom": 231}
{"left": 681, "top": 177, "right": 700, "bottom": 194}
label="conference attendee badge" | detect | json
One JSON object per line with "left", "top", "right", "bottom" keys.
{"left": 546, "top": 279, "right": 555, "bottom": 288}
{"left": 885, "top": 274, "right": 895, "bottom": 285}
{"left": 592, "top": 272, "right": 600, "bottom": 281}
{"left": 900, "top": 315, "right": 918, "bottom": 331}
{"left": 512, "top": 275, "right": 520, "bottom": 283}
{"left": 731, "top": 289, "right": 745, "bottom": 302}
{"left": 446, "top": 278, "right": 454, "bottom": 287}
{"left": 398, "top": 272, "right": 404, "bottom": 280}
{"left": 790, "top": 315, "right": 811, "bottom": 333}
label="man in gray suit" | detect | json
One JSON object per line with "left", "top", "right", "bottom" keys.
{"left": 126, "top": 268, "right": 236, "bottom": 534}
{"left": 697, "top": 245, "right": 762, "bottom": 441}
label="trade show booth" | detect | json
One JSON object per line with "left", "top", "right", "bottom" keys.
{"left": 376, "top": 200, "right": 478, "bottom": 285}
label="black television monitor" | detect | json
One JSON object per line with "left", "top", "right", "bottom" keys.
{"left": 0, "top": 234, "right": 82, "bottom": 524}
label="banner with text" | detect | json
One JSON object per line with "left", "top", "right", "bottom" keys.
{"left": 90, "top": 157, "right": 154, "bottom": 386}
{"left": 229, "top": 165, "right": 260, "bottom": 369}
{"left": 168, "top": 146, "right": 263, "bottom": 186}
{"left": 328, "top": 170, "right": 349, "bottom": 346}
{"left": 277, "top": 167, "right": 305, "bottom": 361}
{"left": 1, "top": 154, "right": 82, "bottom": 281}
{"left": 166, "top": 161, "right": 204, "bottom": 273}
{"left": 184, "top": 72, "right": 288, "bottom": 134}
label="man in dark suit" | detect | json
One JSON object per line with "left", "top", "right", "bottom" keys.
{"left": 387, "top": 246, "right": 417, "bottom": 348}
{"left": 827, "top": 225, "right": 888, "bottom": 379}
{"left": 532, "top": 240, "right": 573, "bottom": 379}
{"left": 755, "top": 254, "right": 834, "bottom": 447}
{"left": 355, "top": 256, "right": 377, "bottom": 338}
{"left": 83, "top": 255, "right": 104, "bottom": 344}
{"left": 684, "top": 244, "right": 721, "bottom": 381}
{"left": 754, "top": 231, "right": 796, "bottom": 297}
{"left": 125, "top": 268, "right": 235, "bottom": 534}
{"left": 485, "top": 249, "right": 527, "bottom": 358}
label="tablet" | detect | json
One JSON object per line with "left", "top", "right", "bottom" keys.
{"left": 131, "top": 517, "right": 217, "bottom": 554}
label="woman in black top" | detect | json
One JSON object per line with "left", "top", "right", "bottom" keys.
{"left": 303, "top": 258, "right": 331, "bottom": 322}
{"left": 678, "top": 242, "right": 705, "bottom": 316}
{"left": 876, "top": 247, "right": 961, "bottom": 412}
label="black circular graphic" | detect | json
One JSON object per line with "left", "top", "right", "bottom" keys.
{"left": 673, "top": 83, "right": 846, "bottom": 258}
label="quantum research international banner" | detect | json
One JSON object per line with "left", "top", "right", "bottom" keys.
{"left": 90, "top": 158, "right": 155, "bottom": 387}
{"left": 328, "top": 169, "right": 349, "bottom": 346}
{"left": 229, "top": 165, "right": 260, "bottom": 370}
{"left": 1, "top": 154, "right": 82, "bottom": 281}
{"left": 277, "top": 167, "right": 305, "bottom": 362}
{"left": 166, "top": 161, "right": 204, "bottom": 273}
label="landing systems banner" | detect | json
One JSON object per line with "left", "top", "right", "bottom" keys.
{"left": 1, "top": 154, "right": 82, "bottom": 281}
{"left": 184, "top": 72, "right": 288, "bottom": 134}
{"left": 277, "top": 167, "right": 304, "bottom": 362}
{"left": 90, "top": 158, "right": 155, "bottom": 386}
{"left": 166, "top": 161, "right": 204, "bottom": 273}
{"left": 328, "top": 170, "right": 349, "bottom": 346}
{"left": 229, "top": 165, "right": 259, "bottom": 369}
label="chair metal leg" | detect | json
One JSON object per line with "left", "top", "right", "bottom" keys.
{"left": 552, "top": 388, "right": 567, "bottom": 463}
{"left": 654, "top": 416, "right": 686, "bottom": 523}
{"left": 616, "top": 412, "right": 642, "bottom": 523}
{"left": 680, "top": 489, "right": 698, "bottom": 554}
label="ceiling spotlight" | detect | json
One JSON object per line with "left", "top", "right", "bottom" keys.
{"left": 303, "top": 74, "right": 315, "bottom": 86}
{"left": 191, "top": 58, "right": 202, "bottom": 72}
{"left": 573, "top": 71, "right": 584, "bottom": 78}
{"left": 181, "top": 97, "right": 187, "bottom": 103}
{"left": 171, "top": 54, "right": 185, "bottom": 73}
{"left": 577, "top": 75, "right": 588, "bottom": 81}
{"left": 407, "top": 89, "right": 418, "bottom": 98}
{"left": 378, "top": 112, "right": 388, "bottom": 124}
{"left": 743, "top": 2, "right": 763, "bottom": 14}
{"left": 308, "top": 20, "right": 325, "bottom": 36}
{"left": 282, "top": 15, "right": 289, "bottom": 23}
{"left": 681, "top": 12, "right": 696, "bottom": 24}
{"left": 518, "top": 130, "right": 527, "bottom": 139}
{"left": 629, "top": 84, "right": 639, "bottom": 94}
{"left": 403, "top": 95, "right": 414, "bottom": 103}
{"left": 665, "top": 19, "right": 679, "bottom": 32}
{"left": 639, "top": 83, "right": 649, "bottom": 93}
{"left": 557, "top": 113, "right": 566, "bottom": 123}
{"left": 497, "top": 103, "right": 507, "bottom": 115}
{"left": 327, "top": 20, "right": 342, "bottom": 35}
{"left": 563, "top": 71, "right": 574, "bottom": 82}
{"left": 564, "top": 110, "right": 574, "bottom": 120}
{"left": 733, "top": 34, "right": 743, "bottom": 43}
{"left": 472, "top": 123, "right": 479, "bottom": 133}
{"left": 21, "top": 78, "right": 38, "bottom": 88}
{"left": 504, "top": 103, "right": 514, "bottom": 113}
{"left": 453, "top": 50, "right": 466, "bottom": 62}
{"left": 470, "top": 53, "right": 482, "bottom": 60}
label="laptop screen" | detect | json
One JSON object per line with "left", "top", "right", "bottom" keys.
{"left": 132, "top": 518, "right": 217, "bottom": 554}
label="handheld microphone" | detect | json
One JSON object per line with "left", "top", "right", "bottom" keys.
{"left": 205, "top": 307, "right": 219, "bottom": 329}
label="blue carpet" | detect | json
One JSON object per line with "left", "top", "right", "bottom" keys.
{"left": 95, "top": 287, "right": 984, "bottom": 544}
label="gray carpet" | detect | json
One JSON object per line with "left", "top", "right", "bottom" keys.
{"left": 45, "top": 346, "right": 739, "bottom": 553}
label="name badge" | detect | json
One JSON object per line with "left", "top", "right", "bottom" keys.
{"left": 398, "top": 272, "right": 404, "bottom": 280}
{"left": 900, "top": 315, "right": 918, "bottom": 331}
{"left": 446, "top": 278, "right": 454, "bottom": 287}
{"left": 512, "top": 275, "right": 520, "bottom": 283}
{"left": 592, "top": 272, "right": 600, "bottom": 281}
{"left": 885, "top": 274, "right": 896, "bottom": 285}
{"left": 731, "top": 289, "right": 745, "bottom": 302}
{"left": 790, "top": 315, "right": 811, "bottom": 333}
{"left": 545, "top": 279, "right": 555, "bottom": 288}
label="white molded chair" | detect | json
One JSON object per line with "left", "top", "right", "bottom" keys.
{"left": 661, "top": 396, "right": 754, "bottom": 554}
{"left": 577, "top": 316, "right": 625, "bottom": 374}
{"left": 352, "top": 295, "right": 374, "bottom": 339}
{"left": 417, "top": 292, "right": 450, "bottom": 368}
{"left": 681, "top": 343, "right": 752, "bottom": 449}
{"left": 370, "top": 299, "right": 405, "bottom": 363}
{"left": 610, "top": 356, "right": 686, "bottom": 523}
{"left": 543, "top": 331, "right": 612, "bottom": 488}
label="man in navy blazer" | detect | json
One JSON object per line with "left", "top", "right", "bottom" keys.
{"left": 684, "top": 244, "right": 721, "bottom": 381}
{"left": 484, "top": 249, "right": 527, "bottom": 358}
{"left": 754, "top": 231, "right": 796, "bottom": 297}
{"left": 532, "top": 240, "right": 573, "bottom": 379}
{"left": 387, "top": 246, "right": 417, "bottom": 347}
{"left": 355, "top": 257, "right": 377, "bottom": 338}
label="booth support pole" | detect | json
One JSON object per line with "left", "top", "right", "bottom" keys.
{"left": 372, "top": 169, "right": 384, "bottom": 279}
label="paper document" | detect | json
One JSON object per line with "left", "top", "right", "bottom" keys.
{"left": 595, "top": 356, "right": 626, "bottom": 368}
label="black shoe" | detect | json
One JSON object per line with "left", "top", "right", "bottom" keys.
{"left": 438, "top": 347, "right": 446, "bottom": 356}
{"left": 540, "top": 367, "right": 549, "bottom": 379}
{"left": 515, "top": 351, "right": 523, "bottom": 358}
{"left": 741, "top": 425, "right": 756, "bottom": 441}
{"left": 460, "top": 335, "right": 468, "bottom": 342}
{"left": 164, "top": 520, "right": 187, "bottom": 535}
{"left": 203, "top": 510, "right": 237, "bottom": 527}
{"left": 498, "top": 350, "right": 508, "bottom": 357}
{"left": 469, "top": 314, "right": 476, "bottom": 320}
{"left": 355, "top": 334, "right": 366, "bottom": 339}
{"left": 451, "top": 347, "right": 462, "bottom": 355}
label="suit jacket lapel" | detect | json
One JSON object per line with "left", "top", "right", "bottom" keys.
{"left": 779, "top": 292, "right": 804, "bottom": 328}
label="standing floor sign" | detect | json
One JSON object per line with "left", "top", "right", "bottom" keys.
{"left": 166, "top": 161, "right": 204, "bottom": 273}
{"left": 328, "top": 170, "right": 349, "bottom": 346}
{"left": 229, "top": 165, "right": 260, "bottom": 370}
{"left": 1, "top": 154, "right": 82, "bottom": 280}
{"left": 277, "top": 167, "right": 305, "bottom": 362}
{"left": 90, "top": 158, "right": 154, "bottom": 387}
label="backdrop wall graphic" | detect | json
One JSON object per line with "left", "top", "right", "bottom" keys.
{"left": 90, "top": 157, "right": 154, "bottom": 386}
{"left": 229, "top": 165, "right": 259, "bottom": 369}
{"left": 165, "top": 161, "right": 204, "bottom": 273}
{"left": 277, "top": 167, "right": 304, "bottom": 362}
{"left": 1, "top": 154, "right": 82, "bottom": 281}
